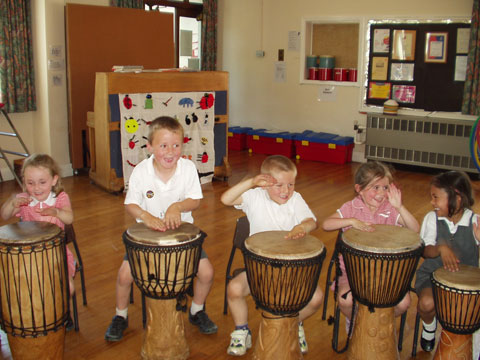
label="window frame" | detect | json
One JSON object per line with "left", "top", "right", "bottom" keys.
{"left": 144, "top": 0, "right": 203, "bottom": 68}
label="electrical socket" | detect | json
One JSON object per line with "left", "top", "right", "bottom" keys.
{"left": 256, "top": 50, "right": 265, "bottom": 58}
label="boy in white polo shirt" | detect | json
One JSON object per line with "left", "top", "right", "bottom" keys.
{"left": 105, "top": 116, "right": 217, "bottom": 341}
{"left": 220, "top": 155, "right": 323, "bottom": 356}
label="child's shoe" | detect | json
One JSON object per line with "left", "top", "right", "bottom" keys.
{"left": 104, "top": 315, "right": 128, "bottom": 341}
{"left": 188, "top": 310, "right": 218, "bottom": 334}
{"left": 227, "top": 329, "right": 252, "bottom": 356}
{"left": 298, "top": 322, "right": 308, "bottom": 354}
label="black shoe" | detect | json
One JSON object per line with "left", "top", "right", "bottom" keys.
{"left": 65, "top": 315, "right": 74, "bottom": 332}
{"left": 105, "top": 316, "right": 128, "bottom": 341}
{"left": 189, "top": 310, "right": 218, "bottom": 334}
{"left": 420, "top": 334, "right": 436, "bottom": 352}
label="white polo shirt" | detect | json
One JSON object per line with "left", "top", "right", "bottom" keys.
{"left": 420, "top": 209, "right": 479, "bottom": 246}
{"left": 234, "top": 187, "right": 316, "bottom": 235}
{"left": 125, "top": 156, "right": 203, "bottom": 223}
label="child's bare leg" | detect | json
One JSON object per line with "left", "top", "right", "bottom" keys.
{"left": 394, "top": 292, "right": 411, "bottom": 317}
{"left": 337, "top": 282, "right": 354, "bottom": 319}
{"left": 227, "top": 272, "right": 250, "bottom": 326}
{"left": 192, "top": 258, "right": 214, "bottom": 306}
{"left": 116, "top": 260, "right": 133, "bottom": 311}
{"left": 299, "top": 285, "right": 323, "bottom": 322}
{"left": 417, "top": 288, "right": 435, "bottom": 324}
{"left": 69, "top": 276, "right": 75, "bottom": 297}
{"left": 189, "top": 257, "right": 217, "bottom": 334}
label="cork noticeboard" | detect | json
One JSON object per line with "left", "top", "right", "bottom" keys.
{"left": 312, "top": 24, "right": 359, "bottom": 68}
{"left": 65, "top": 4, "right": 174, "bottom": 169}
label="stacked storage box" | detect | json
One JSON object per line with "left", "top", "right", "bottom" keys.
{"left": 228, "top": 126, "right": 253, "bottom": 151}
{"left": 295, "top": 130, "right": 354, "bottom": 164}
{"left": 247, "top": 129, "right": 297, "bottom": 158}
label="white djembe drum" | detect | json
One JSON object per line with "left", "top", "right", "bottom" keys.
{"left": 242, "top": 231, "right": 326, "bottom": 360}
{"left": 0, "top": 221, "right": 69, "bottom": 360}
{"left": 123, "top": 222, "right": 204, "bottom": 360}
{"left": 339, "top": 225, "right": 422, "bottom": 360}
{"left": 431, "top": 264, "right": 480, "bottom": 360}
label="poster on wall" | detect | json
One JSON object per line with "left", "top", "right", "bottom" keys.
{"left": 373, "top": 29, "right": 390, "bottom": 53}
{"left": 392, "top": 85, "right": 416, "bottom": 103}
{"left": 390, "top": 63, "right": 414, "bottom": 81}
{"left": 119, "top": 92, "right": 216, "bottom": 189}
{"left": 371, "top": 57, "right": 389, "bottom": 81}
{"left": 368, "top": 82, "right": 391, "bottom": 99}
{"left": 392, "top": 30, "right": 416, "bottom": 61}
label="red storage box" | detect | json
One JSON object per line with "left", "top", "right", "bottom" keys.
{"left": 247, "top": 129, "right": 297, "bottom": 158}
{"left": 295, "top": 131, "right": 354, "bottom": 164}
{"left": 228, "top": 126, "right": 252, "bottom": 151}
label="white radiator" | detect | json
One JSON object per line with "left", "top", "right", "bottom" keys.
{"left": 365, "top": 113, "right": 476, "bottom": 173}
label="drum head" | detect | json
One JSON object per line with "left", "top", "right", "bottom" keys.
{"left": 342, "top": 224, "right": 421, "bottom": 254}
{"left": 244, "top": 231, "right": 324, "bottom": 260}
{"left": 126, "top": 222, "right": 200, "bottom": 246}
{"left": 0, "top": 222, "right": 62, "bottom": 245}
{"left": 433, "top": 264, "right": 480, "bottom": 291}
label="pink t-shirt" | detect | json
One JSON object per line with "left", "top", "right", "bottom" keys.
{"left": 335, "top": 196, "right": 401, "bottom": 287}
{"left": 15, "top": 191, "right": 75, "bottom": 278}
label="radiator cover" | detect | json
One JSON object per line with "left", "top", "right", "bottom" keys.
{"left": 365, "top": 113, "right": 476, "bottom": 173}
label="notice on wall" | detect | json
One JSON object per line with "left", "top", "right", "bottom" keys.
{"left": 317, "top": 85, "right": 336, "bottom": 102}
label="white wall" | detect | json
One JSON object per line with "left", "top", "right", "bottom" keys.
{"left": 217, "top": 0, "right": 475, "bottom": 160}
{"left": 0, "top": 0, "right": 109, "bottom": 181}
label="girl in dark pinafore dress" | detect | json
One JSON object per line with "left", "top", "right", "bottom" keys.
{"left": 415, "top": 171, "right": 480, "bottom": 352}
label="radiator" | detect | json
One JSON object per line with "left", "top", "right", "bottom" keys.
{"left": 365, "top": 113, "right": 476, "bottom": 173}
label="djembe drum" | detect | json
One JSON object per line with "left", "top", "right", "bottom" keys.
{"left": 0, "top": 222, "right": 69, "bottom": 360}
{"left": 339, "top": 225, "right": 422, "bottom": 360}
{"left": 123, "top": 222, "right": 204, "bottom": 360}
{"left": 242, "top": 231, "right": 325, "bottom": 360}
{"left": 431, "top": 264, "right": 480, "bottom": 360}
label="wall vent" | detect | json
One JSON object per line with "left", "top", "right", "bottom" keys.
{"left": 366, "top": 114, "right": 476, "bottom": 173}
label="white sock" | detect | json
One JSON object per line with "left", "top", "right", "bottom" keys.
{"left": 116, "top": 307, "right": 128, "bottom": 319}
{"left": 190, "top": 301, "right": 204, "bottom": 316}
{"left": 422, "top": 318, "right": 436, "bottom": 340}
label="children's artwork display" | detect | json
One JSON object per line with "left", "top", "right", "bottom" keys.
{"left": 119, "top": 92, "right": 215, "bottom": 189}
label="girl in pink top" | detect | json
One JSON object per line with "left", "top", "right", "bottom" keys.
{"left": 0, "top": 154, "right": 76, "bottom": 296}
{"left": 322, "top": 161, "right": 419, "bottom": 332}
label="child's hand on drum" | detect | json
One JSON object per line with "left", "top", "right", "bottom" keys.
{"left": 438, "top": 244, "right": 460, "bottom": 272}
{"left": 387, "top": 183, "right": 402, "bottom": 209}
{"left": 141, "top": 212, "right": 167, "bottom": 232}
{"left": 351, "top": 219, "right": 375, "bottom": 232}
{"left": 253, "top": 174, "right": 277, "bottom": 188}
{"left": 164, "top": 204, "right": 182, "bottom": 230}
{"left": 285, "top": 224, "right": 307, "bottom": 240}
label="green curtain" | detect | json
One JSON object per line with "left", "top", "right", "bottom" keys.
{"left": 0, "top": 0, "right": 36, "bottom": 113}
{"left": 462, "top": 0, "right": 480, "bottom": 114}
{"left": 110, "top": 0, "right": 144, "bottom": 8}
{"left": 201, "top": 0, "right": 217, "bottom": 71}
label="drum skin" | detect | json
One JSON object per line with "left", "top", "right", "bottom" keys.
{"left": 340, "top": 225, "right": 422, "bottom": 360}
{"left": 0, "top": 221, "right": 68, "bottom": 360}
{"left": 432, "top": 264, "right": 480, "bottom": 360}
{"left": 243, "top": 231, "right": 325, "bottom": 360}
{"left": 123, "top": 222, "right": 204, "bottom": 360}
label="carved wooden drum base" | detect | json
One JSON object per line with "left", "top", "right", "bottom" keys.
{"left": 252, "top": 314, "right": 302, "bottom": 360}
{"left": 347, "top": 304, "right": 399, "bottom": 360}
{"left": 8, "top": 328, "right": 65, "bottom": 360}
{"left": 433, "top": 330, "right": 472, "bottom": 360}
{"left": 141, "top": 298, "right": 189, "bottom": 360}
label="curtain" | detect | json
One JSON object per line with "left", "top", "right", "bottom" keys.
{"left": 462, "top": 0, "right": 480, "bottom": 115}
{"left": 110, "top": 0, "right": 144, "bottom": 8}
{"left": 0, "top": 0, "right": 36, "bottom": 113}
{"left": 201, "top": 0, "right": 217, "bottom": 71}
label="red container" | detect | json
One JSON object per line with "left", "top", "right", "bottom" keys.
{"left": 334, "top": 68, "right": 349, "bottom": 81}
{"left": 348, "top": 68, "right": 357, "bottom": 82}
{"left": 308, "top": 67, "right": 318, "bottom": 80}
{"left": 294, "top": 132, "right": 354, "bottom": 164}
{"left": 247, "top": 130, "right": 296, "bottom": 158}
{"left": 318, "top": 68, "right": 332, "bottom": 81}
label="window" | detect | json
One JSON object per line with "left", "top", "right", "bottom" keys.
{"left": 145, "top": 0, "right": 203, "bottom": 69}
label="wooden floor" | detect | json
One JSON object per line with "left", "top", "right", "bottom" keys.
{"left": 0, "top": 150, "right": 478, "bottom": 359}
